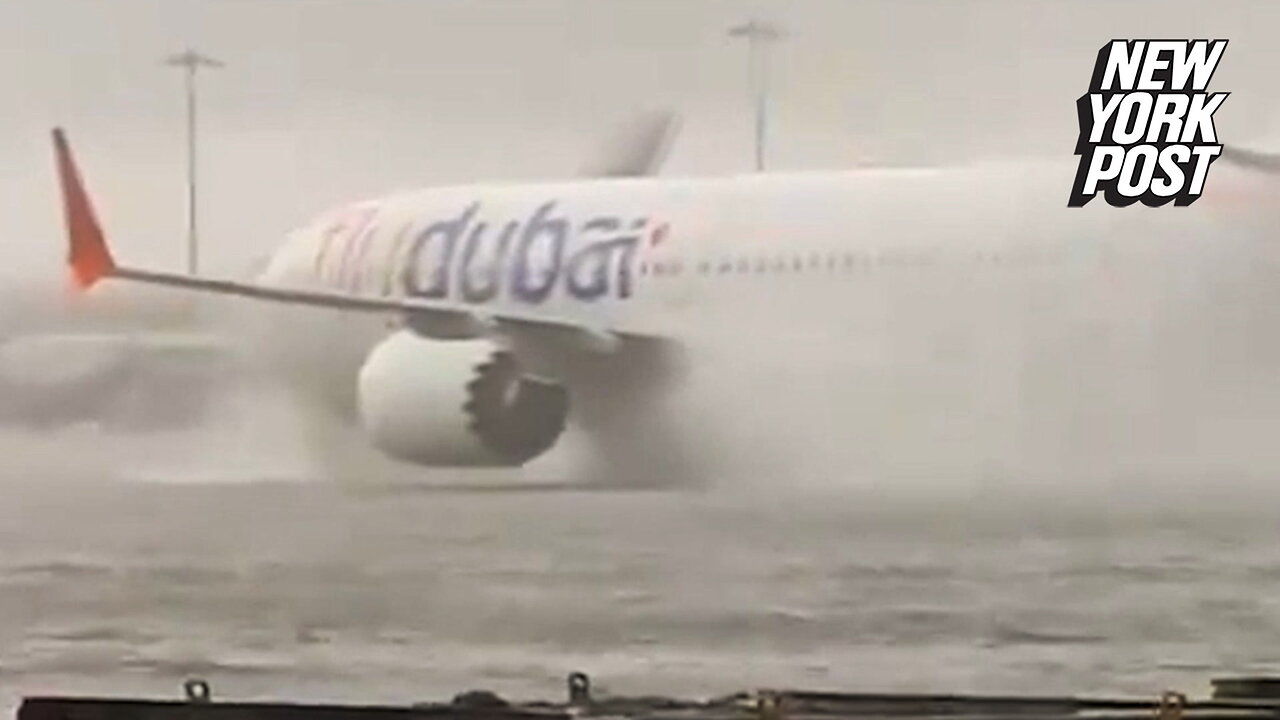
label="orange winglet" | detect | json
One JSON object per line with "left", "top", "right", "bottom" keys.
{"left": 51, "top": 128, "right": 115, "bottom": 290}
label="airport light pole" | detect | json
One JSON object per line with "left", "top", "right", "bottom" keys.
{"left": 728, "top": 19, "right": 782, "bottom": 172}
{"left": 163, "top": 49, "right": 224, "bottom": 276}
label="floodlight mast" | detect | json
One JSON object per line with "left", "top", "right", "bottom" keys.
{"left": 728, "top": 19, "right": 782, "bottom": 172}
{"left": 163, "top": 49, "right": 224, "bottom": 276}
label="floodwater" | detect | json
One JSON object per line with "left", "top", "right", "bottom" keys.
{"left": 0, "top": 474, "right": 1277, "bottom": 712}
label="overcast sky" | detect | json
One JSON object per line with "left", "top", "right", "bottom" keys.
{"left": 2, "top": 0, "right": 1277, "bottom": 282}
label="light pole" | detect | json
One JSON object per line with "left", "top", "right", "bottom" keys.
{"left": 163, "top": 49, "right": 223, "bottom": 276}
{"left": 728, "top": 19, "right": 782, "bottom": 172}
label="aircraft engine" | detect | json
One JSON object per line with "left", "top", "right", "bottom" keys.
{"left": 356, "top": 330, "right": 569, "bottom": 467}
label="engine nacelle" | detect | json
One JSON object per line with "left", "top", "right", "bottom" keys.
{"left": 356, "top": 331, "right": 569, "bottom": 467}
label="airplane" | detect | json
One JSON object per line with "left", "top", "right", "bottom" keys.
{"left": 48, "top": 120, "right": 1280, "bottom": 489}
{"left": 0, "top": 113, "right": 683, "bottom": 457}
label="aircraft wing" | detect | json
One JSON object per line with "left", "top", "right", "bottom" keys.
{"left": 52, "top": 129, "right": 655, "bottom": 355}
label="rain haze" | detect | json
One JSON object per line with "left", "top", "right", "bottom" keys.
{"left": 3, "top": 0, "right": 1278, "bottom": 277}
{"left": 2, "top": 0, "right": 1280, "bottom": 715}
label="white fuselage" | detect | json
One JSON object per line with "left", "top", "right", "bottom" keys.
{"left": 246, "top": 158, "right": 1280, "bottom": 482}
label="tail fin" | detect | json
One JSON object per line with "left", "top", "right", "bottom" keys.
{"left": 51, "top": 128, "right": 115, "bottom": 290}
{"left": 577, "top": 109, "right": 682, "bottom": 178}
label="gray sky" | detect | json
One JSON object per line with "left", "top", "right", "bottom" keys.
{"left": 2, "top": 0, "right": 1277, "bottom": 282}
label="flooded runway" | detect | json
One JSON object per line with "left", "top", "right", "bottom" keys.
{"left": 0, "top": 476, "right": 1277, "bottom": 712}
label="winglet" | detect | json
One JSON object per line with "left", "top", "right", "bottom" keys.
{"left": 52, "top": 128, "right": 115, "bottom": 290}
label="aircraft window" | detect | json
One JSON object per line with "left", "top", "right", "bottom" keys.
{"left": 754, "top": 257, "right": 768, "bottom": 274}
{"left": 639, "top": 262, "right": 650, "bottom": 275}
{"left": 718, "top": 260, "right": 733, "bottom": 274}
{"left": 792, "top": 256, "right": 804, "bottom": 272}
{"left": 697, "top": 261, "right": 711, "bottom": 275}
{"left": 737, "top": 258, "right": 750, "bottom": 273}
{"left": 809, "top": 253, "right": 822, "bottom": 269}
{"left": 670, "top": 260, "right": 684, "bottom": 275}
{"left": 773, "top": 257, "right": 786, "bottom": 273}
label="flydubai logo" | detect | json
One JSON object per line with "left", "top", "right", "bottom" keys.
{"left": 1069, "top": 39, "right": 1229, "bottom": 207}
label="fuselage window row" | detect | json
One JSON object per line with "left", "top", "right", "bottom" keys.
{"left": 635, "top": 250, "right": 1071, "bottom": 279}
{"left": 329, "top": 246, "right": 1071, "bottom": 296}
